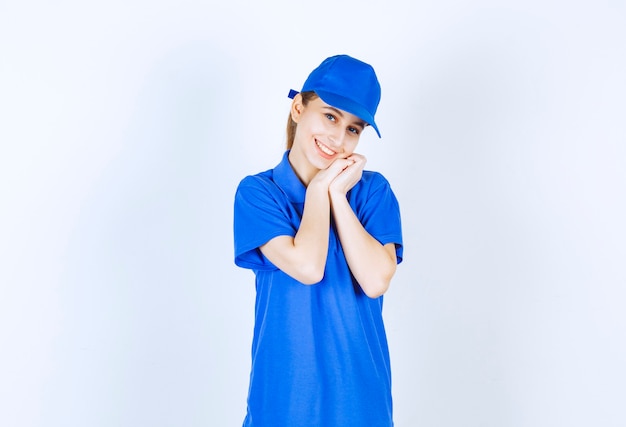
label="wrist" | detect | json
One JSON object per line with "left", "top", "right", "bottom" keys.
{"left": 329, "top": 188, "right": 347, "bottom": 202}
{"left": 307, "top": 179, "right": 329, "bottom": 194}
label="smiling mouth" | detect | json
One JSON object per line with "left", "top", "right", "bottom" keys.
{"left": 315, "top": 139, "right": 336, "bottom": 156}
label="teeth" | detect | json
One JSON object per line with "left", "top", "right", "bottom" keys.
{"left": 316, "top": 140, "right": 335, "bottom": 155}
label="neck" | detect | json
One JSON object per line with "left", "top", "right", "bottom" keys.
{"left": 287, "top": 149, "right": 317, "bottom": 187}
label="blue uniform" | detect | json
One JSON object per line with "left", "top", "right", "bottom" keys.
{"left": 234, "top": 151, "right": 403, "bottom": 427}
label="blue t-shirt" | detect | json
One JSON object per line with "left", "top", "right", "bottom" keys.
{"left": 234, "top": 151, "right": 403, "bottom": 427}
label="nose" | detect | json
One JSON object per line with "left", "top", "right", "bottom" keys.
{"left": 328, "top": 128, "right": 346, "bottom": 151}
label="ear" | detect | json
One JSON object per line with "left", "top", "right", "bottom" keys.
{"left": 290, "top": 93, "right": 304, "bottom": 123}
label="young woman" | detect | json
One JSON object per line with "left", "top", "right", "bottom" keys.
{"left": 234, "top": 54, "right": 403, "bottom": 427}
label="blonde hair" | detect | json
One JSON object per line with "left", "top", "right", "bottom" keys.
{"left": 285, "top": 91, "right": 318, "bottom": 149}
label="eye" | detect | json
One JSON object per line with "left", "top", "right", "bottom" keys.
{"left": 348, "top": 127, "right": 360, "bottom": 135}
{"left": 325, "top": 113, "right": 336, "bottom": 122}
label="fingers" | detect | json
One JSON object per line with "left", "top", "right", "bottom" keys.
{"left": 346, "top": 153, "right": 366, "bottom": 165}
{"left": 347, "top": 153, "right": 364, "bottom": 161}
{"left": 333, "top": 154, "right": 366, "bottom": 173}
{"left": 343, "top": 154, "right": 366, "bottom": 175}
{"left": 329, "top": 157, "right": 355, "bottom": 172}
{"left": 310, "top": 158, "right": 351, "bottom": 187}
{"left": 312, "top": 154, "right": 366, "bottom": 189}
{"left": 329, "top": 155, "right": 366, "bottom": 195}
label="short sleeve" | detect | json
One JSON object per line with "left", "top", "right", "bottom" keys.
{"left": 233, "top": 175, "right": 297, "bottom": 271}
{"left": 351, "top": 172, "right": 404, "bottom": 264}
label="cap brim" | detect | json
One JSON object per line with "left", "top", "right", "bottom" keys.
{"left": 314, "top": 90, "right": 381, "bottom": 138}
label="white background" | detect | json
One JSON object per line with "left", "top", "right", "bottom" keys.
{"left": 1, "top": 0, "right": 625, "bottom": 426}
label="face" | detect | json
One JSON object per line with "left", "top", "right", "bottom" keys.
{"left": 289, "top": 95, "right": 366, "bottom": 181}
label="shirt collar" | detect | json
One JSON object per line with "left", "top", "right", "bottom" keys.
{"left": 273, "top": 150, "right": 306, "bottom": 203}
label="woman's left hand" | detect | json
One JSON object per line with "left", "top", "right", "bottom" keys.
{"left": 329, "top": 153, "right": 366, "bottom": 196}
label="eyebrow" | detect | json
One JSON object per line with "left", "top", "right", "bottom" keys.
{"left": 323, "top": 106, "right": 367, "bottom": 129}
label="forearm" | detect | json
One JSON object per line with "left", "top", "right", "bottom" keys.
{"left": 260, "top": 181, "right": 330, "bottom": 284}
{"left": 330, "top": 192, "right": 397, "bottom": 298}
{"left": 294, "top": 182, "right": 331, "bottom": 280}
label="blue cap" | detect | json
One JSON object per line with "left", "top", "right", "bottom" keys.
{"left": 288, "top": 55, "right": 382, "bottom": 138}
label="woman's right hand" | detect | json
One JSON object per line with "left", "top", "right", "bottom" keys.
{"left": 310, "top": 158, "right": 356, "bottom": 188}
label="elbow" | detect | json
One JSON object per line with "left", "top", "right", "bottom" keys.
{"left": 298, "top": 273, "right": 325, "bottom": 285}
{"left": 361, "top": 264, "right": 396, "bottom": 298}
{"left": 362, "top": 280, "right": 390, "bottom": 298}
{"left": 295, "top": 263, "right": 326, "bottom": 285}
